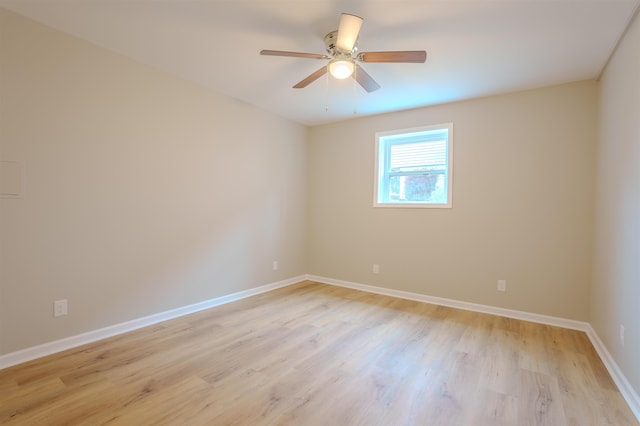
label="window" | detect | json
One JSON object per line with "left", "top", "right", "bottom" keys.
{"left": 374, "top": 123, "right": 453, "bottom": 208}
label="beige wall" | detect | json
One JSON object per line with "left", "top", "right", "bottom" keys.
{"left": 308, "top": 81, "right": 597, "bottom": 321}
{"left": 0, "top": 9, "right": 308, "bottom": 355}
{"left": 593, "top": 11, "right": 640, "bottom": 395}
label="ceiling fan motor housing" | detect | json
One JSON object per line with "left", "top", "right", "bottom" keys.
{"left": 324, "top": 30, "right": 358, "bottom": 57}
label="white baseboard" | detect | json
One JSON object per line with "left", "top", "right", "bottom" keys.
{"left": 585, "top": 325, "right": 640, "bottom": 421}
{"left": 307, "top": 274, "right": 639, "bottom": 422}
{"left": 307, "top": 275, "right": 589, "bottom": 331}
{"left": 0, "top": 275, "right": 305, "bottom": 370}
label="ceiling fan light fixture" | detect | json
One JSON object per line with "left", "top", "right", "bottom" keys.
{"left": 260, "top": 12, "right": 425, "bottom": 92}
{"left": 329, "top": 59, "right": 355, "bottom": 79}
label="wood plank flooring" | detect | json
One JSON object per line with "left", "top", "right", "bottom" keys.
{"left": 1, "top": 281, "right": 637, "bottom": 425}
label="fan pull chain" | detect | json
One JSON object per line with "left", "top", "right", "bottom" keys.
{"left": 353, "top": 66, "right": 358, "bottom": 115}
{"left": 324, "top": 66, "right": 330, "bottom": 112}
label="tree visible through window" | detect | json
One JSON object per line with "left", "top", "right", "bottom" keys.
{"left": 375, "top": 124, "right": 452, "bottom": 208}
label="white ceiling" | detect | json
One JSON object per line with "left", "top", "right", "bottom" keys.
{"left": 2, "top": 1, "right": 639, "bottom": 126}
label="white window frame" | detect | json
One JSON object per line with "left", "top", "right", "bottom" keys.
{"left": 374, "top": 123, "right": 453, "bottom": 208}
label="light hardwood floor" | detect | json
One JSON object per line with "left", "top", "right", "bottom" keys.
{"left": 1, "top": 281, "right": 637, "bottom": 425}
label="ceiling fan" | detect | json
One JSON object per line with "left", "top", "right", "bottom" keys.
{"left": 260, "top": 13, "right": 427, "bottom": 93}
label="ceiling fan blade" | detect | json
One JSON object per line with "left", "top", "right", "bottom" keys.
{"left": 293, "top": 66, "right": 328, "bottom": 89}
{"left": 260, "top": 50, "right": 329, "bottom": 60}
{"left": 354, "top": 64, "right": 381, "bottom": 93}
{"left": 336, "top": 13, "right": 363, "bottom": 52}
{"left": 358, "top": 51, "right": 427, "bottom": 63}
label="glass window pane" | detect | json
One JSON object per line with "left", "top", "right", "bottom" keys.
{"left": 388, "top": 173, "right": 446, "bottom": 203}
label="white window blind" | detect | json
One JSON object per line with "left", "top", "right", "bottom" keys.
{"left": 390, "top": 140, "right": 447, "bottom": 171}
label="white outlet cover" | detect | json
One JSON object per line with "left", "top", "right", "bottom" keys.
{"left": 54, "top": 299, "right": 68, "bottom": 317}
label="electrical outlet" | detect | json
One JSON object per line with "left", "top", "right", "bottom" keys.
{"left": 272, "top": 261, "right": 278, "bottom": 271}
{"left": 373, "top": 264, "right": 380, "bottom": 274}
{"left": 620, "top": 324, "right": 625, "bottom": 347}
{"left": 54, "top": 299, "right": 68, "bottom": 317}
{"left": 497, "top": 280, "right": 507, "bottom": 292}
